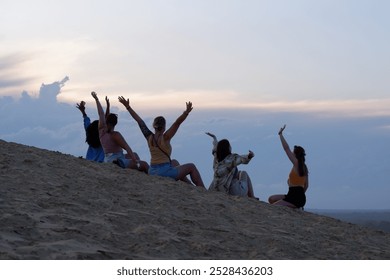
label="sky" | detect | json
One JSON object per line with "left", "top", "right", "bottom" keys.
{"left": 1, "top": 0, "right": 389, "bottom": 209}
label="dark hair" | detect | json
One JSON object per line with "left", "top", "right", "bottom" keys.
{"left": 153, "top": 116, "right": 166, "bottom": 131}
{"left": 86, "top": 120, "right": 101, "bottom": 148}
{"left": 294, "top": 145, "right": 308, "bottom": 176}
{"left": 216, "top": 139, "right": 231, "bottom": 162}
{"left": 106, "top": 113, "right": 118, "bottom": 127}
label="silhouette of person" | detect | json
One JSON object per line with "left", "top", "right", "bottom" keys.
{"left": 91, "top": 92, "right": 149, "bottom": 172}
{"left": 118, "top": 96, "right": 205, "bottom": 187}
{"left": 76, "top": 100, "right": 104, "bottom": 162}
{"left": 268, "top": 125, "right": 309, "bottom": 208}
{"left": 206, "top": 132, "right": 257, "bottom": 198}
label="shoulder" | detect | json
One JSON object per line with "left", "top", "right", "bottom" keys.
{"left": 111, "top": 131, "right": 123, "bottom": 139}
{"left": 161, "top": 132, "right": 173, "bottom": 142}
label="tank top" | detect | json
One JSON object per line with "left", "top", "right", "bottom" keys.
{"left": 148, "top": 135, "right": 172, "bottom": 165}
{"left": 288, "top": 167, "right": 306, "bottom": 187}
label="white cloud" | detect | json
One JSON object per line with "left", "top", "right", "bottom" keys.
{"left": 246, "top": 98, "right": 390, "bottom": 118}
{"left": 105, "top": 89, "right": 390, "bottom": 119}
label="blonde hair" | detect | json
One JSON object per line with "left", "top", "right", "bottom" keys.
{"left": 153, "top": 116, "right": 166, "bottom": 131}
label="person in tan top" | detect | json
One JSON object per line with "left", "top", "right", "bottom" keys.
{"left": 118, "top": 96, "right": 205, "bottom": 188}
{"left": 268, "top": 125, "right": 309, "bottom": 208}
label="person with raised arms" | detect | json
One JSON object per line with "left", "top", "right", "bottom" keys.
{"left": 268, "top": 125, "right": 309, "bottom": 209}
{"left": 118, "top": 96, "right": 205, "bottom": 188}
{"left": 76, "top": 100, "right": 104, "bottom": 162}
{"left": 206, "top": 132, "right": 257, "bottom": 198}
{"left": 91, "top": 92, "right": 149, "bottom": 172}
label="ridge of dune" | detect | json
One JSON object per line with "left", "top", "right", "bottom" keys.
{"left": 1, "top": 139, "right": 389, "bottom": 260}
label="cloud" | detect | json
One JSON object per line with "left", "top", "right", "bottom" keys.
{"left": 0, "top": 38, "right": 96, "bottom": 100}
{"left": 0, "top": 77, "right": 86, "bottom": 155}
{"left": 116, "top": 89, "right": 390, "bottom": 119}
{"left": 0, "top": 54, "right": 37, "bottom": 96}
{"left": 247, "top": 98, "right": 390, "bottom": 118}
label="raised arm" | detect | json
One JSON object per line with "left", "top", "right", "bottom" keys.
{"left": 118, "top": 96, "right": 153, "bottom": 140}
{"left": 76, "top": 101, "right": 87, "bottom": 117}
{"left": 234, "top": 150, "right": 255, "bottom": 166}
{"left": 118, "top": 96, "right": 144, "bottom": 124}
{"left": 206, "top": 132, "right": 219, "bottom": 167}
{"left": 165, "top": 101, "right": 193, "bottom": 140}
{"left": 76, "top": 101, "right": 90, "bottom": 130}
{"left": 278, "top": 125, "right": 297, "bottom": 165}
{"left": 105, "top": 96, "right": 110, "bottom": 119}
{"left": 91, "top": 92, "right": 106, "bottom": 130}
{"left": 205, "top": 132, "right": 217, "bottom": 142}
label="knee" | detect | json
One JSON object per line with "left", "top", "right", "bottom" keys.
{"left": 186, "top": 163, "right": 196, "bottom": 171}
{"left": 239, "top": 171, "right": 248, "bottom": 179}
{"left": 171, "top": 159, "right": 180, "bottom": 167}
{"left": 133, "top": 153, "right": 140, "bottom": 160}
{"left": 139, "top": 161, "right": 149, "bottom": 171}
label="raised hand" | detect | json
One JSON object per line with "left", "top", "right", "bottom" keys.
{"left": 278, "top": 124, "right": 286, "bottom": 135}
{"left": 118, "top": 96, "right": 130, "bottom": 108}
{"left": 185, "top": 101, "right": 193, "bottom": 114}
{"left": 205, "top": 132, "right": 216, "bottom": 139}
{"left": 91, "top": 91, "right": 98, "bottom": 100}
{"left": 76, "top": 101, "right": 86, "bottom": 112}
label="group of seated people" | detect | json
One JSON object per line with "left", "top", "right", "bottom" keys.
{"left": 76, "top": 92, "right": 309, "bottom": 209}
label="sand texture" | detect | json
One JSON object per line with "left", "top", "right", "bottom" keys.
{"left": 1, "top": 139, "right": 389, "bottom": 260}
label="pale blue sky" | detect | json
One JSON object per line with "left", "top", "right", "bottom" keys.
{"left": 1, "top": 0, "right": 389, "bottom": 209}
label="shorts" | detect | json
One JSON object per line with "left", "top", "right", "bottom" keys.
{"left": 283, "top": 186, "right": 306, "bottom": 208}
{"left": 105, "top": 152, "right": 134, "bottom": 168}
{"left": 149, "top": 162, "right": 178, "bottom": 179}
{"left": 229, "top": 179, "right": 248, "bottom": 197}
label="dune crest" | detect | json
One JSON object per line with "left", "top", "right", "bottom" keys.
{"left": 1, "top": 139, "right": 389, "bottom": 259}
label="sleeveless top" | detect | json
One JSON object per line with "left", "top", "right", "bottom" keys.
{"left": 138, "top": 120, "right": 171, "bottom": 165}
{"left": 288, "top": 167, "right": 306, "bottom": 187}
{"left": 147, "top": 135, "right": 172, "bottom": 165}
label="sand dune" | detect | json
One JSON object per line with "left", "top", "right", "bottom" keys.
{"left": 1, "top": 139, "right": 389, "bottom": 259}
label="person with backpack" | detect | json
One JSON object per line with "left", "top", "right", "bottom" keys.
{"left": 206, "top": 132, "right": 257, "bottom": 198}
{"left": 118, "top": 96, "right": 205, "bottom": 188}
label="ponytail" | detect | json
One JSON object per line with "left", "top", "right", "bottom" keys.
{"left": 294, "top": 145, "right": 308, "bottom": 176}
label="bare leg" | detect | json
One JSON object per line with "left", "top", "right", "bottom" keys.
{"left": 273, "top": 199, "right": 297, "bottom": 208}
{"left": 131, "top": 152, "right": 141, "bottom": 160}
{"left": 268, "top": 194, "right": 297, "bottom": 208}
{"left": 137, "top": 160, "right": 149, "bottom": 173}
{"left": 176, "top": 163, "right": 205, "bottom": 188}
{"left": 268, "top": 194, "right": 286, "bottom": 204}
{"left": 171, "top": 159, "right": 191, "bottom": 184}
{"left": 123, "top": 152, "right": 149, "bottom": 173}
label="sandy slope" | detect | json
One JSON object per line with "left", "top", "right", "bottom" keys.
{"left": 1, "top": 139, "right": 389, "bottom": 259}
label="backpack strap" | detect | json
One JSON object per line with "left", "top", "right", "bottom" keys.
{"left": 152, "top": 134, "right": 172, "bottom": 163}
